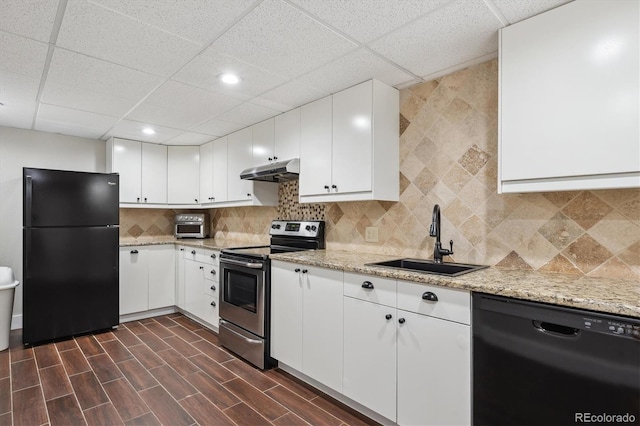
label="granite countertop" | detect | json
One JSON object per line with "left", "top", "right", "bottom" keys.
{"left": 119, "top": 236, "right": 259, "bottom": 251}
{"left": 269, "top": 250, "right": 640, "bottom": 319}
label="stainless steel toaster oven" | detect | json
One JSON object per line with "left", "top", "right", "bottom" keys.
{"left": 175, "top": 214, "right": 209, "bottom": 238}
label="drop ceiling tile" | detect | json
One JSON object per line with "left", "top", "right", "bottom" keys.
{"left": 0, "top": 31, "right": 48, "bottom": 78}
{"left": 126, "top": 102, "right": 214, "bottom": 131}
{"left": 210, "top": 0, "right": 357, "bottom": 79}
{"left": 91, "top": 0, "right": 258, "bottom": 45}
{"left": 0, "top": 71, "right": 40, "bottom": 129}
{"left": 104, "top": 119, "right": 183, "bottom": 143}
{"left": 290, "top": 0, "right": 451, "bottom": 43}
{"left": 252, "top": 80, "right": 328, "bottom": 112}
{"left": 298, "top": 48, "right": 415, "bottom": 93}
{"left": 192, "top": 117, "right": 245, "bottom": 137}
{"left": 167, "top": 132, "right": 216, "bottom": 146}
{"left": 368, "top": 0, "right": 502, "bottom": 78}
{"left": 46, "top": 48, "right": 164, "bottom": 100}
{"left": 142, "top": 80, "right": 244, "bottom": 116}
{"left": 40, "top": 82, "right": 135, "bottom": 117}
{"left": 56, "top": 0, "right": 201, "bottom": 77}
{"left": 35, "top": 104, "right": 119, "bottom": 139}
{"left": 490, "top": 0, "right": 571, "bottom": 24}
{"left": 0, "top": 0, "right": 59, "bottom": 42}
{"left": 174, "top": 48, "right": 288, "bottom": 99}
{"left": 213, "top": 102, "right": 280, "bottom": 126}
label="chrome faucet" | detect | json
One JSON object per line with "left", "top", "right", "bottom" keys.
{"left": 429, "top": 204, "right": 454, "bottom": 263}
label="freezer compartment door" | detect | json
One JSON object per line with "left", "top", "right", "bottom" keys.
{"left": 23, "top": 226, "right": 119, "bottom": 344}
{"left": 24, "top": 168, "right": 119, "bottom": 227}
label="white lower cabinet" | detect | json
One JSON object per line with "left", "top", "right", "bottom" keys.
{"left": 271, "top": 261, "right": 344, "bottom": 392}
{"left": 119, "top": 246, "right": 175, "bottom": 315}
{"left": 175, "top": 246, "right": 186, "bottom": 309}
{"left": 183, "top": 247, "right": 219, "bottom": 327}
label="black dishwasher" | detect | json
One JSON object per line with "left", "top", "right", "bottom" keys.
{"left": 473, "top": 293, "right": 639, "bottom": 426}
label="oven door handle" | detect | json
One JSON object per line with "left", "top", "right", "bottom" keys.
{"left": 221, "top": 258, "right": 264, "bottom": 269}
{"left": 220, "top": 319, "right": 263, "bottom": 344}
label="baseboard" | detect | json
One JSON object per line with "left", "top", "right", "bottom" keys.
{"left": 119, "top": 306, "right": 177, "bottom": 323}
{"left": 11, "top": 314, "right": 22, "bottom": 330}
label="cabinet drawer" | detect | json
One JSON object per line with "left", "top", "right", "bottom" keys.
{"left": 344, "top": 272, "right": 396, "bottom": 308}
{"left": 397, "top": 280, "right": 470, "bottom": 325}
{"left": 203, "top": 265, "right": 218, "bottom": 282}
{"left": 184, "top": 248, "right": 219, "bottom": 265}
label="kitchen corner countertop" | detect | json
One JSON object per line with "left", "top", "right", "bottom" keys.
{"left": 119, "top": 237, "right": 260, "bottom": 251}
{"left": 269, "top": 250, "right": 640, "bottom": 319}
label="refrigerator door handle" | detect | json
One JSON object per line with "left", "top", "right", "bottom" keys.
{"left": 24, "top": 228, "right": 31, "bottom": 278}
{"left": 25, "top": 174, "right": 32, "bottom": 228}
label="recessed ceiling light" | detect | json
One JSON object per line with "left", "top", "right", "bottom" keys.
{"left": 219, "top": 73, "right": 241, "bottom": 85}
{"left": 143, "top": 127, "right": 156, "bottom": 135}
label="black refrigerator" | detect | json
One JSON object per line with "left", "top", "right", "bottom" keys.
{"left": 23, "top": 168, "right": 119, "bottom": 344}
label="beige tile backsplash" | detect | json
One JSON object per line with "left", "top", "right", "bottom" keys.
{"left": 120, "top": 59, "right": 639, "bottom": 279}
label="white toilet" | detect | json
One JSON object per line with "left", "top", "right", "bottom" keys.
{"left": 0, "top": 267, "right": 19, "bottom": 351}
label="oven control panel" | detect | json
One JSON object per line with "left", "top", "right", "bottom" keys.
{"left": 270, "top": 220, "right": 324, "bottom": 238}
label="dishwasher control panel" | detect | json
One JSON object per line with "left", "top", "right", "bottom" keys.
{"left": 583, "top": 316, "right": 640, "bottom": 339}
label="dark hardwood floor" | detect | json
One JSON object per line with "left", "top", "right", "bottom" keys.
{"left": 0, "top": 313, "right": 377, "bottom": 426}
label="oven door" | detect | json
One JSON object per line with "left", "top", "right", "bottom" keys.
{"left": 219, "top": 257, "right": 266, "bottom": 337}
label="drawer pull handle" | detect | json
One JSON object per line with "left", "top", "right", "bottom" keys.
{"left": 211, "top": 253, "right": 216, "bottom": 259}
{"left": 130, "top": 250, "right": 138, "bottom": 254}
{"left": 191, "top": 250, "right": 196, "bottom": 255}
{"left": 385, "top": 314, "right": 392, "bottom": 320}
{"left": 210, "top": 285, "right": 216, "bottom": 291}
{"left": 210, "top": 300, "right": 216, "bottom": 307}
{"left": 302, "top": 269, "right": 308, "bottom": 274}
{"left": 422, "top": 291, "right": 438, "bottom": 302}
{"left": 294, "top": 268, "right": 301, "bottom": 272}
{"left": 398, "top": 318, "right": 406, "bottom": 324}
{"left": 210, "top": 270, "right": 216, "bottom": 275}
{"left": 199, "top": 266, "right": 204, "bottom": 270}
{"left": 361, "top": 281, "right": 374, "bottom": 289}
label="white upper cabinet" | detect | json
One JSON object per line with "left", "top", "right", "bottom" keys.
{"left": 212, "top": 136, "right": 228, "bottom": 203}
{"left": 300, "top": 96, "right": 332, "bottom": 197}
{"left": 252, "top": 118, "right": 275, "bottom": 166}
{"left": 227, "top": 127, "right": 254, "bottom": 202}
{"left": 499, "top": 0, "right": 640, "bottom": 193}
{"left": 299, "top": 80, "right": 399, "bottom": 203}
{"left": 106, "top": 137, "right": 167, "bottom": 205}
{"left": 167, "top": 146, "right": 199, "bottom": 204}
{"left": 274, "top": 108, "right": 300, "bottom": 161}
{"left": 199, "top": 141, "right": 214, "bottom": 203}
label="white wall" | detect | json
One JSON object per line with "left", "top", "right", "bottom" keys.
{"left": 0, "top": 126, "right": 106, "bottom": 329}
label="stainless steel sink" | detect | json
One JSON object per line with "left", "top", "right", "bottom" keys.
{"left": 366, "top": 258, "right": 488, "bottom": 277}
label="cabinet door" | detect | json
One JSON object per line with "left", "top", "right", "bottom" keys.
{"left": 140, "top": 142, "right": 167, "bottom": 204}
{"left": 119, "top": 247, "right": 148, "bottom": 315}
{"left": 397, "top": 311, "right": 471, "bottom": 426}
{"left": 332, "top": 81, "right": 372, "bottom": 194}
{"left": 175, "top": 247, "right": 186, "bottom": 309}
{"left": 302, "top": 266, "right": 343, "bottom": 392}
{"left": 199, "top": 141, "right": 214, "bottom": 203}
{"left": 500, "top": 0, "right": 639, "bottom": 191}
{"left": 252, "top": 119, "right": 274, "bottom": 166}
{"left": 212, "top": 136, "right": 228, "bottom": 203}
{"left": 202, "top": 295, "right": 219, "bottom": 327}
{"left": 168, "top": 146, "right": 199, "bottom": 204}
{"left": 111, "top": 138, "right": 141, "bottom": 203}
{"left": 270, "top": 261, "right": 303, "bottom": 371}
{"left": 147, "top": 246, "right": 175, "bottom": 310}
{"left": 274, "top": 108, "right": 300, "bottom": 161}
{"left": 184, "top": 260, "right": 205, "bottom": 319}
{"left": 343, "top": 296, "right": 396, "bottom": 421}
{"left": 300, "top": 96, "right": 332, "bottom": 196}
{"left": 227, "top": 128, "right": 254, "bottom": 202}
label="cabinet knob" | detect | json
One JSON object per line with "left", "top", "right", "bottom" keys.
{"left": 199, "top": 266, "right": 204, "bottom": 270}
{"left": 144, "top": 197, "right": 147, "bottom": 202}
{"left": 294, "top": 268, "right": 301, "bottom": 272}
{"left": 136, "top": 197, "right": 140, "bottom": 202}
{"left": 191, "top": 250, "right": 196, "bottom": 255}
{"left": 268, "top": 157, "right": 273, "bottom": 161}
{"left": 302, "top": 269, "right": 308, "bottom": 274}
{"left": 211, "top": 300, "right": 216, "bottom": 307}
{"left": 210, "top": 285, "right": 216, "bottom": 291}
{"left": 385, "top": 314, "right": 392, "bottom": 320}
{"left": 398, "top": 318, "right": 406, "bottom": 324}
{"left": 324, "top": 185, "right": 330, "bottom": 192}
{"left": 211, "top": 254, "right": 216, "bottom": 259}
{"left": 247, "top": 193, "right": 252, "bottom": 197}
{"left": 331, "top": 184, "right": 337, "bottom": 191}
{"left": 273, "top": 156, "right": 278, "bottom": 160}
{"left": 130, "top": 250, "right": 138, "bottom": 254}
{"left": 422, "top": 292, "right": 438, "bottom": 302}
{"left": 361, "top": 281, "right": 374, "bottom": 290}
{"left": 180, "top": 248, "right": 184, "bottom": 251}
{"left": 195, "top": 198, "right": 198, "bottom": 203}
{"left": 210, "top": 270, "right": 216, "bottom": 275}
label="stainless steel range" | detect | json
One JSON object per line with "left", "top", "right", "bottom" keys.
{"left": 219, "top": 220, "right": 325, "bottom": 369}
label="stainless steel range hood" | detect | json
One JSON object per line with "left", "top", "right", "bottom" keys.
{"left": 240, "top": 158, "right": 299, "bottom": 182}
